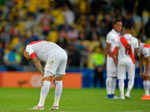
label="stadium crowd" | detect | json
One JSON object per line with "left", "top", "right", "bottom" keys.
{"left": 0, "top": 0, "right": 150, "bottom": 71}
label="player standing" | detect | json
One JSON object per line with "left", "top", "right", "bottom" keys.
{"left": 24, "top": 40, "right": 68, "bottom": 110}
{"left": 138, "top": 42, "right": 150, "bottom": 100}
{"left": 117, "top": 24, "right": 138, "bottom": 99}
{"left": 106, "top": 19, "right": 122, "bottom": 99}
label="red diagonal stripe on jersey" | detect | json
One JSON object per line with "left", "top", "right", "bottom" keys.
{"left": 108, "top": 47, "right": 118, "bottom": 57}
{"left": 112, "top": 47, "right": 118, "bottom": 55}
{"left": 144, "top": 44, "right": 150, "bottom": 48}
{"left": 120, "top": 37, "right": 135, "bottom": 64}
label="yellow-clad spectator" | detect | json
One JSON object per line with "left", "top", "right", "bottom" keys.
{"left": 39, "top": 0, "right": 50, "bottom": 10}
{"left": 77, "top": 0, "right": 89, "bottom": 14}
{"left": 10, "top": 37, "right": 19, "bottom": 49}
{"left": 51, "top": 8, "right": 65, "bottom": 25}
{"left": 88, "top": 46, "right": 105, "bottom": 88}
{"left": 16, "top": 0, "right": 24, "bottom": 9}
{"left": 17, "top": 21, "right": 25, "bottom": 33}
{"left": 47, "top": 30, "right": 58, "bottom": 43}
{"left": 28, "top": 0, "right": 39, "bottom": 12}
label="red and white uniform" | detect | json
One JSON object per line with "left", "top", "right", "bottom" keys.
{"left": 106, "top": 29, "right": 120, "bottom": 77}
{"left": 139, "top": 43, "right": 150, "bottom": 75}
{"left": 117, "top": 34, "right": 138, "bottom": 79}
{"left": 25, "top": 40, "right": 68, "bottom": 77}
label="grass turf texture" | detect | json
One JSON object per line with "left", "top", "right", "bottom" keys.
{"left": 0, "top": 88, "right": 149, "bottom": 112}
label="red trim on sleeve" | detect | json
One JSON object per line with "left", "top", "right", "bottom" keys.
{"left": 30, "top": 52, "right": 36, "bottom": 59}
{"left": 28, "top": 40, "right": 44, "bottom": 45}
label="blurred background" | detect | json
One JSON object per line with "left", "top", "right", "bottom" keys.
{"left": 0, "top": 0, "right": 150, "bottom": 88}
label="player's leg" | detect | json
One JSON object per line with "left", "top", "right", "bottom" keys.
{"left": 141, "top": 79, "right": 150, "bottom": 100}
{"left": 118, "top": 63, "right": 126, "bottom": 99}
{"left": 126, "top": 63, "right": 135, "bottom": 98}
{"left": 37, "top": 77, "right": 52, "bottom": 106}
{"left": 106, "top": 76, "right": 113, "bottom": 98}
{"left": 33, "top": 75, "right": 52, "bottom": 110}
{"left": 33, "top": 55, "right": 57, "bottom": 110}
{"left": 106, "top": 58, "right": 117, "bottom": 98}
{"left": 51, "top": 76, "right": 63, "bottom": 110}
{"left": 143, "top": 79, "right": 150, "bottom": 96}
{"left": 111, "top": 76, "right": 117, "bottom": 95}
{"left": 51, "top": 51, "right": 67, "bottom": 110}
{"left": 141, "top": 67, "right": 150, "bottom": 100}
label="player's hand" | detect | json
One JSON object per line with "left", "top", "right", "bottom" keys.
{"left": 143, "top": 72, "right": 148, "bottom": 79}
{"left": 40, "top": 76, "right": 49, "bottom": 86}
{"left": 112, "top": 56, "right": 118, "bottom": 67}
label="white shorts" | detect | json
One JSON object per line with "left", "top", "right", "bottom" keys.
{"left": 117, "top": 58, "right": 135, "bottom": 80}
{"left": 106, "top": 57, "right": 117, "bottom": 77}
{"left": 44, "top": 50, "right": 68, "bottom": 77}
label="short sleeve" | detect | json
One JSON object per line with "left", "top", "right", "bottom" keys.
{"left": 143, "top": 48, "right": 150, "bottom": 57}
{"left": 25, "top": 45, "right": 34, "bottom": 56}
{"left": 106, "top": 34, "right": 112, "bottom": 43}
{"left": 134, "top": 38, "right": 139, "bottom": 48}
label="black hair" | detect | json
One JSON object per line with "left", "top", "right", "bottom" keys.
{"left": 123, "top": 22, "right": 132, "bottom": 29}
{"left": 112, "top": 18, "right": 122, "bottom": 25}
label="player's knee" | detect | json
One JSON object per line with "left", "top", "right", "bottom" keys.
{"left": 55, "top": 80, "right": 63, "bottom": 86}
{"left": 55, "top": 76, "right": 63, "bottom": 81}
{"left": 43, "top": 80, "right": 50, "bottom": 86}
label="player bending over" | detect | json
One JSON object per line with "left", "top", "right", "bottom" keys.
{"left": 116, "top": 24, "right": 138, "bottom": 99}
{"left": 138, "top": 41, "right": 150, "bottom": 100}
{"left": 24, "top": 40, "right": 68, "bottom": 110}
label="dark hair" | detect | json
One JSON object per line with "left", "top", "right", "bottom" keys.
{"left": 123, "top": 22, "right": 132, "bottom": 29}
{"left": 112, "top": 18, "right": 122, "bottom": 25}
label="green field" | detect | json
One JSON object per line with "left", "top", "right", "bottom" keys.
{"left": 0, "top": 88, "right": 149, "bottom": 112}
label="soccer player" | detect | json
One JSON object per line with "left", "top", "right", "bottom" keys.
{"left": 106, "top": 19, "right": 122, "bottom": 98}
{"left": 138, "top": 41, "right": 150, "bottom": 100}
{"left": 117, "top": 24, "right": 138, "bottom": 99}
{"left": 24, "top": 40, "right": 68, "bottom": 110}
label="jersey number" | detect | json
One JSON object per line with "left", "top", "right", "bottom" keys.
{"left": 125, "top": 44, "right": 131, "bottom": 55}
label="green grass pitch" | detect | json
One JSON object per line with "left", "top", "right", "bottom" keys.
{"left": 0, "top": 88, "right": 149, "bottom": 112}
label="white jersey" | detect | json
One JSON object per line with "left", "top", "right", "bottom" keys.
{"left": 138, "top": 43, "right": 150, "bottom": 75}
{"left": 106, "top": 29, "right": 120, "bottom": 58}
{"left": 139, "top": 43, "right": 150, "bottom": 58}
{"left": 25, "top": 40, "right": 66, "bottom": 62}
{"left": 25, "top": 40, "right": 68, "bottom": 76}
{"left": 106, "top": 29, "right": 120, "bottom": 77}
{"left": 117, "top": 34, "right": 138, "bottom": 80}
{"left": 118, "top": 34, "right": 138, "bottom": 63}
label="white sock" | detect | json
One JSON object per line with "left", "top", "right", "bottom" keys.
{"left": 106, "top": 77, "right": 112, "bottom": 94}
{"left": 53, "top": 80, "right": 63, "bottom": 106}
{"left": 143, "top": 80, "right": 150, "bottom": 96}
{"left": 111, "top": 77, "right": 116, "bottom": 94}
{"left": 119, "top": 79, "right": 124, "bottom": 97}
{"left": 38, "top": 81, "right": 50, "bottom": 107}
{"left": 126, "top": 78, "right": 134, "bottom": 96}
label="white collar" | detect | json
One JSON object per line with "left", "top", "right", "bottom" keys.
{"left": 112, "top": 29, "right": 120, "bottom": 35}
{"left": 124, "top": 33, "right": 132, "bottom": 37}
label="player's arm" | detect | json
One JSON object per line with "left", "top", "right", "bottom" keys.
{"left": 143, "top": 56, "right": 150, "bottom": 77}
{"left": 105, "top": 43, "right": 112, "bottom": 56}
{"left": 135, "top": 48, "right": 138, "bottom": 56}
{"left": 114, "top": 47, "right": 119, "bottom": 66}
{"left": 105, "top": 34, "right": 112, "bottom": 56}
{"left": 24, "top": 45, "right": 44, "bottom": 76}
{"left": 32, "top": 57, "right": 44, "bottom": 76}
{"left": 134, "top": 38, "right": 139, "bottom": 56}
{"left": 139, "top": 53, "right": 144, "bottom": 77}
